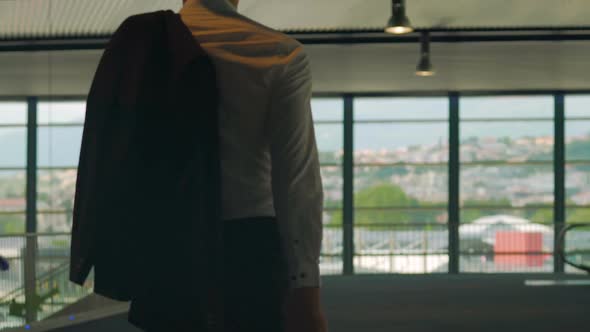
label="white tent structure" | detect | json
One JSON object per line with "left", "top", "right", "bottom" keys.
{"left": 460, "top": 214, "right": 552, "bottom": 246}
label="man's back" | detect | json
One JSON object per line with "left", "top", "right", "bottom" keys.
{"left": 179, "top": 0, "right": 324, "bottom": 291}
{"left": 180, "top": 0, "right": 312, "bottom": 218}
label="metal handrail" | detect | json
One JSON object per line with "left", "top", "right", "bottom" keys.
{"left": 0, "top": 232, "right": 71, "bottom": 238}
{"left": 557, "top": 223, "right": 590, "bottom": 274}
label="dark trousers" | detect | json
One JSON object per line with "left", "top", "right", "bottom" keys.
{"left": 128, "top": 216, "right": 288, "bottom": 332}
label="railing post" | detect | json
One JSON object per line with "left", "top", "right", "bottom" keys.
{"left": 448, "top": 92, "right": 460, "bottom": 274}
{"left": 343, "top": 94, "right": 354, "bottom": 275}
{"left": 389, "top": 233, "right": 394, "bottom": 273}
{"left": 25, "top": 96, "right": 38, "bottom": 323}
{"left": 554, "top": 92, "right": 565, "bottom": 273}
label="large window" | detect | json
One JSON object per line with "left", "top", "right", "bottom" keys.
{"left": 0, "top": 101, "right": 27, "bottom": 234}
{"left": 312, "top": 98, "right": 344, "bottom": 275}
{"left": 3, "top": 93, "right": 589, "bottom": 278}
{"left": 36, "top": 101, "right": 85, "bottom": 233}
{"left": 353, "top": 97, "right": 449, "bottom": 274}
{"left": 565, "top": 95, "right": 590, "bottom": 224}
{"left": 459, "top": 96, "right": 554, "bottom": 272}
{"left": 564, "top": 95, "right": 590, "bottom": 274}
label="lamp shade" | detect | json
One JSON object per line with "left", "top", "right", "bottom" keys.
{"left": 416, "top": 31, "right": 435, "bottom": 76}
{"left": 385, "top": 0, "right": 413, "bottom": 34}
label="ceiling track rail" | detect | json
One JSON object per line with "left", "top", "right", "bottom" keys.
{"left": 1, "top": 28, "right": 590, "bottom": 52}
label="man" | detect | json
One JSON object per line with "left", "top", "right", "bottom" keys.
{"left": 177, "top": 0, "right": 327, "bottom": 331}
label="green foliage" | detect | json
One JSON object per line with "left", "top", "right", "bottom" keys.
{"left": 498, "top": 136, "right": 512, "bottom": 145}
{"left": 326, "top": 183, "right": 446, "bottom": 228}
{"left": 0, "top": 215, "right": 24, "bottom": 234}
{"left": 463, "top": 198, "right": 512, "bottom": 207}
{"left": 51, "top": 239, "right": 69, "bottom": 248}
{"left": 528, "top": 209, "right": 553, "bottom": 224}
{"left": 567, "top": 209, "right": 590, "bottom": 224}
{"left": 355, "top": 183, "right": 416, "bottom": 208}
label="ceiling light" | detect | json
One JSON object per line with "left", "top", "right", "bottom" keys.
{"left": 416, "top": 31, "right": 435, "bottom": 76}
{"left": 385, "top": 0, "right": 413, "bottom": 35}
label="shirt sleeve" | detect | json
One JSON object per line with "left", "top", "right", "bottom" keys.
{"left": 267, "top": 47, "right": 324, "bottom": 289}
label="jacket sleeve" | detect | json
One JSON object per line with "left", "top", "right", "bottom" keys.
{"left": 268, "top": 47, "right": 324, "bottom": 289}
{"left": 69, "top": 16, "right": 135, "bottom": 286}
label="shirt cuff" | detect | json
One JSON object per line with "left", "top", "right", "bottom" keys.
{"left": 287, "top": 261, "right": 321, "bottom": 289}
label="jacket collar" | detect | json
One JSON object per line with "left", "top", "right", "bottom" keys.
{"left": 180, "top": 0, "right": 237, "bottom": 15}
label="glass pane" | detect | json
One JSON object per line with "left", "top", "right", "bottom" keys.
{"left": 36, "top": 233, "right": 71, "bottom": 275}
{"left": 354, "top": 97, "right": 448, "bottom": 120}
{"left": 37, "top": 169, "right": 77, "bottom": 212}
{"left": 314, "top": 123, "right": 342, "bottom": 164}
{"left": 0, "top": 170, "right": 26, "bottom": 212}
{"left": 461, "top": 165, "right": 554, "bottom": 206}
{"left": 461, "top": 122, "right": 553, "bottom": 162}
{"left": 0, "top": 213, "right": 25, "bottom": 234}
{"left": 35, "top": 233, "right": 89, "bottom": 320}
{"left": 566, "top": 164, "right": 590, "bottom": 206}
{"left": 460, "top": 95, "right": 555, "bottom": 274}
{"left": 321, "top": 166, "right": 342, "bottom": 208}
{"left": 354, "top": 165, "right": 448, "bottom": 207}
{"left": 0, "top": 128, "right": 26, "bottom": 167}
{"left": 38, "top": 101, "right": 85, "bottom": 125}
{"left": 311, "top": 98, "right": 343, "bottom": 121}
{"left": 0, "top": 102, "right": 27, "bottom": 124}
{"left": 37, "top": 126, "right": 83, "bottom": 167}
{"left": 321, "top": 223, "right": 343, "bottom": 275}
{"left": 37, "top": 213, "right": 72, "bottom": 234}
{"left": 354, "top": 123, "right": 448, "bottom": 163}
{"left": 565, "top": 96, "right": 590, "bottom": 228}
{"left": 460, "top": 95, "right": 553, "bottom": 119}
{"left": 0, "top": 233, "right": 26, "bottom": 297}
{"left": 565, "top": 95, "right": 590, "bottom": 118}
{"left": 565, "top": 121, "right": 590, "bottom": 161}
{"left": 460, "top": 212, "right": 553, "bottom": 273}
{"left": 354, "top": 224, "right": 448, "bottom": 273}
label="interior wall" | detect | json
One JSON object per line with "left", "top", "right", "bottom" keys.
{"left": 0, "top": 40, "right": 589, "bottom": 97}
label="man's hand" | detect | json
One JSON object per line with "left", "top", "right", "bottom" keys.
{"left": 282, "top": 287, "right": 328, "bottom": 332}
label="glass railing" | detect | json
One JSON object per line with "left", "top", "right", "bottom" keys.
{"left": 322, "top": 221, "right": 556, "bottom": 275}
{"left": 0, "top": 233, "right": 94, "bottom": 330}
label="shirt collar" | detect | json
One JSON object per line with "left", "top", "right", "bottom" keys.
{"left": 181, "top": 0, "right": 237, "bottom": 14}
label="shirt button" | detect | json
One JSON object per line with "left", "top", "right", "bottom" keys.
{"left": 294, "top": 240, "right": 299, "bottom": 244}
{"left": 300, "top": 273, "right": 306, "bottom": 278}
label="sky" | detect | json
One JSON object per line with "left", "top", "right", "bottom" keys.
{"left": 1, "top": 96, "right": 589, "bottom": 167}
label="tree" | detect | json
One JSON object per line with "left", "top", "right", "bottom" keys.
{"left": 567, "top": 209, "right": 590, "bottom": 224}
{"left": 327, "top": 183, "right": 416, "bottom": 228}
{"left": 529, "top": 209, "right": 553, "bottom": 224}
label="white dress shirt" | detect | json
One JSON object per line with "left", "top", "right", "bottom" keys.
{"left": 179, "top": 0, "right": 324, "bottom": 289}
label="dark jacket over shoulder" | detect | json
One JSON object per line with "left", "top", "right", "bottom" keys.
{"left": 68, "top": 10, "right": 223, "bottom": 304}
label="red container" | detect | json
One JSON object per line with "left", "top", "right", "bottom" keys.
{"left": 494, "top": 231, "right": 544, "bottom": 267}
